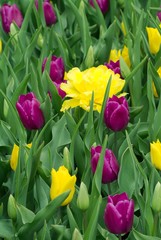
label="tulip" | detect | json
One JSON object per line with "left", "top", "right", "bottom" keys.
{"left": 10, "top": 143, "right": 32, "bottom": 171}
{"left": 35, "top": 0, "right": 57, "bottom": 26}
{"left": 42, "top": 55, "right": 66, "bottom": 98}
{"left": 0, "top": 4, "right": 23, "bottom": 33}
{"left": 0, "top": 39, "right": 2, "bottom": 53}
{"left": 91, "top": 145, "right": 119, "bottom": 183}
{"left": 146, "top": 26, "right": 161, "bottom": 54}
{"left": 152, "top": 182, "right": 161, "bottom": 213}
{"left": 104, "top": 60, "right": 122, "bottom": 77}
{"left": 150, "top": 139, "right": 161, "bottom": 170}
{"left": 77, "top": 182, "right": 89, "bottom": 211}
{"left": 104, "top": 95, "right": 129, "bottom": 131}
{"left": 104, "top": 192, "right": 134, "bottom": 234}
{"left": 89, "top": 0, "right": 109, "bottom": 14}
{"left": 157, "top": 8, "right": 161, "bottom": 21}
{"left": 16, "top": 92, "right": 45, "bottom": 130}
{"left": 50, "top": 166, "right": 76, "bottom": 206}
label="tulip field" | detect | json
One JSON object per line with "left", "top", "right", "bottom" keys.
{"left": 0, "top": 0, "right": 161, "bottom": 239}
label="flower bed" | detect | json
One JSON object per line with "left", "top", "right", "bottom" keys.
{"left": 0, "top": 0, "right": 161, "bottom": 239}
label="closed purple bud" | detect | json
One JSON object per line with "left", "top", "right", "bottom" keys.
{"left": 91, "top": 145, "right": 119, "bottom": 183}
{"left": 157, "top": 9, "right": 161, "bottom": 21}
{"left": 42, "top": 55, "right": 66, "bottom": 98}
{"left": 89, "top": 0, "right": 109, "bottom": 14}
{"left": 0, "top": 4, "right": 23, "bottom": 33}
{"left": 35, "top": 0, "right": 56, "bottom": 26}
{"left": 16, "top": 92, "right": 45, "bottom": 130}
{"left": 104, "top": 193, "right": 134, "bottom": 234}
{"left": 104, "top": 95, "right": 129, "bottom": 132}
{"left": 104, "top": 60, "right": 122, "bottom": 77}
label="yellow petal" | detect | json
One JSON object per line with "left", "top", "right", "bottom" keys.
{"left": 150, "top": 140, "right": 161, "bottom": 170}
{"left": 146, "top": 27, "right": 161, "bottom": 54}
{"left": 50, "top": 166, "right": 76, "bottom": 206}
{"left": 0, "top": 40, "right": 2, "bottom": 54}
{"left": 10, "top": 144, "right": 19, "bottom": 171}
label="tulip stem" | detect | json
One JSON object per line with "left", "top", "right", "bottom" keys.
{"left": 118, "top": 234, "right": 122, "bottom": 240}
{"left": 152, "top": 212, "right": 159, "bottom": 236}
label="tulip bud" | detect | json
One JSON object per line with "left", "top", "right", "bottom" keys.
{"left": 104, "top": 192, "right": 134, "bottom": 234}
{"left": 77, "top": 182, "right": 89, "bottom": 211}
{"left": 91, "top": 145, "right": 119, "bottom": 183}
{"left": 37, "top": 33, "right": 44, "bottom": 48}
{"left": 0, "top": 4, "right": 23, "bottom": 33}
{"left": 63, "top": 147, "right": 72, "bottom": 173}
{"left": 85, "top": 46, "right": 94, "bottom": 68}
{"left": 16, "top": 92, "right": 45, "bottom": 130}
{"left": 104, "top": 95, "right": 129, "bottom": 132}
{"left": 7, "top": 195, "right": 17, "bottom": 221}
{"left": 42, "top": 55, "right": 66, "bottom": 98}
{"left": 72, "top": 228, "right": 83, "bottom": 240}
{"left": 10, "top": 23, "right": 18, "bottom": 41}
{"left": 89, "top": 0, "right": 109, "bottom": 14}
{"left": 35, "top": 0, "right": 57, "bottom": 26}
{"left": 152, "top": 182, "right": 161, "bottom": 213}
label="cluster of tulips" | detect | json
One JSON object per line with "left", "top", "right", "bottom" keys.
{"left": 1, "top": 0, "right": 161, "bottom": 239}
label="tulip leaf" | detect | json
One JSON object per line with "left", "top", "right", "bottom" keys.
{"left": 0, "top": 219, "right": 14, "bottom": 239}
{"left": 17, "top": 204, "right": 35, "bottom": 224}
{"left": 17, "top": 190, "right": 70, "bottom": 239}
{"left": 84, "top": 195, "right": 102, "bottom": 240}
{"left": 132, "top": 228, "right": 161, "bottom": 240}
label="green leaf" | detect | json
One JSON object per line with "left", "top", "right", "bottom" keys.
{"left": 132, "top": 228, "right": 161, "bottom": 240}
{"left": 17, "top": 191, "right": 70, "bottom": 239}
{"left": 0, "top": 219, "right": 14, "bottom": 239}
{"left": 17, "top": 204, "right": 35, "bottom": 224}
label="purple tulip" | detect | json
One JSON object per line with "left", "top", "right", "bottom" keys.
{"left": 104, "top": 193, "right": 134, "bottom": 234}
{"left": 35, "top": 0, "right": 56, "bottom": 26}
{"left": 42, "top": 55, "right": 66, "bottom": 98}
{"left": 157, "top": 10, "right": 161, "bottom": 21}
{"left": 89, "top": 0, "right": 109, "bottom": 14}
{"left": 16, "top": 92, "right": 45, "bottom": 130}
{"left": 91, "top": 145, "right": 119, "bottom": 183}
{"left": 0, "top": 4, "right": 23, "bottom": 33}
{"left": 104, "top": 95, "right": 129, "bottom": 132}
{"left": 104, "top": 60, "right": 122, "bottom": 77}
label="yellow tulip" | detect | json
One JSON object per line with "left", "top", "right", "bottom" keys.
{"left": 146, "top": 27, "right": 161, "bottom": 54}
{"left": 50, "top": 166, "right": 76, "bottom": 206}
{"left": 10, "top": 143, "right": 32, "bottom": 171}
{"left": 109, "top": 46, "right": 131, "bottom": 68}
{"left": 60, "top": 65, "right": 125, "bottom": 112}
{"left": 150, "top": 139, "right": 161, "bottom": 170}
{"left": 0, "top": 39, "right": 2, "bottom": 54}
{"left": 152, "top": 67, "right": 161, "bottom": 98}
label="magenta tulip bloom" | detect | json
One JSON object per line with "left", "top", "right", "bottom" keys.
{"left": 104, "top": 96, "right": 129, "bottom": 132}
{"left": 104, "top": 193, "right": 134, "bottom": 234}
{"left": 89, "top": 0, "right": 109, "bottom": 14}
{"left": 35, "top": 0, "right": 56, "bottom": 26}
{"left": 0, "top": 4, "right": 23, "bottom": 33}
{"left": 157, "top": 11, "right": 161, "bottom": 21}
{"left": 42, "top": 55, "right": 66, "bottom": 98}
{"left": 104, "top": 60, "right": 122, "bottom": 77}
{"left": 16, "top": 92, "right": 45, "bottom": 130}
{"left": 91, "top": 145, "right": 119, "bottom": 183}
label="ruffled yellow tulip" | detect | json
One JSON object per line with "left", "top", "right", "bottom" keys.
{"left": 50, "top": 166, "right": 76, "bottom": 206}
{"left": 10, "top": 143, "right": 32, "bottom": 171}
{"left": 150, "top": 139, "right": 161, "bottom": 170}
{"left": 60, "top": 65, "right": 125, "bottom": 112}
{"left": 146, "top": 26, "right": 161, "bottom": 54}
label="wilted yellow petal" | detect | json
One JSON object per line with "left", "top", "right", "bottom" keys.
{"left": 50, "top": 166, "right": 76, "bottom": 206}
{"left": 10, "top": 144, "right": 19, "bottom": 171}
{"left": 150, "top": 140, "right": 161, "bottom": 170}
{"left": 146, "top": 27, "right": 161, "bottom": 54}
